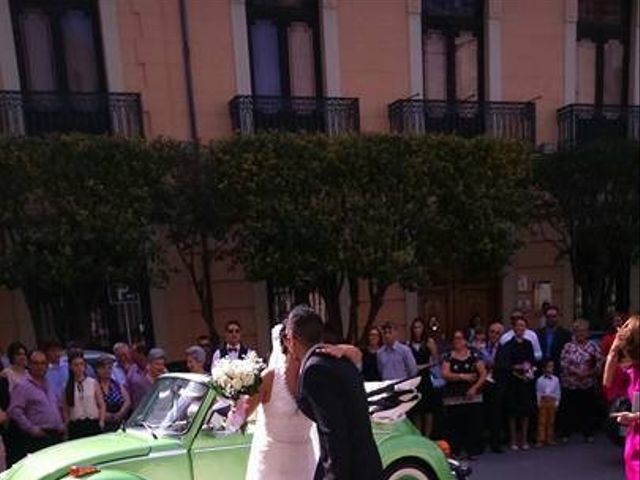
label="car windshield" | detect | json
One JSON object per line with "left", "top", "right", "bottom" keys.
{"left": 126, "top": 377, "right": 208, "bottom": 436}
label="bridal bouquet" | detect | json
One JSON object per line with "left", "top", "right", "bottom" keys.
{"left": 210, "top": 351, "right": 266, "bottom": 401}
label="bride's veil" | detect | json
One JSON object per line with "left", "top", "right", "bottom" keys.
{"left": 268, "top": 323, "right": 285, "bottom": 370}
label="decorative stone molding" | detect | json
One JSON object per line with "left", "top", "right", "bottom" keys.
{"left": 321, "top": 0, "right": 341, "bottom": 96}
{"left": 322, "top": 0, "right": 338, "bottom": 10}
{"left": 487, "top": 0, "right": 503, "bottom": 20}
{"left": 99, "top": 0, "right": 125, "bottom": 92}
{"left": 630, "top": 0, "right": 640, "bottom": 104}
{"left": 485, "top": 0, "right": 502, "bottom": 101}
{"left": 407, "top": 0, "right": 420, "bottom": 15}
{"left": 407, "top": 0, "right": 423, "bottom": 97}
{"left": 231, "top": 0, "right": 252, "bottom": 95}
{"left": 564, "top": 0, "right": 578, "bottom": 104}
{"left": 0, "top": 0, "right": 21, "bottom": 90}
{"left": 565, "top": 0, "right": 578, "bottom": 23}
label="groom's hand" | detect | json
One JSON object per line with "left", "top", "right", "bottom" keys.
{"left": 317, "top": 344, "right": 363, "bottom": 367}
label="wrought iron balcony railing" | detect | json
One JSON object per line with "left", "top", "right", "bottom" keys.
{"left": 0, "top": 91, "right": 144, "bottom": 137}
{"left": 557, "top": 104, "right": 640, "bottom": 150}
{"left": 229, "top": 95, "right": 360, "bottom": 135}
{"left": 388, "top": 99, "right": 536, "bottom": 143}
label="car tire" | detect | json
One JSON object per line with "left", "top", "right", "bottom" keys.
{"left": 382, "top": 458, "right": 438, "bottom": 480}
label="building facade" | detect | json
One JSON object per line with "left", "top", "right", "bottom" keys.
{"left": 0, "top": 0, "right": 639, "bottom": 358}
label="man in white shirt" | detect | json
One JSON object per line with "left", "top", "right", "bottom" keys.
{"left": 499, "top": 309, "right": 543, "bottom": 361}
{"left": 211, "top": 321, "right": 253, "bottom": 370}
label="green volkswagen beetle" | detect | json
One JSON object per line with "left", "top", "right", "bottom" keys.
{"left": 0, "top": 373, "right": 469, "bottom": 480}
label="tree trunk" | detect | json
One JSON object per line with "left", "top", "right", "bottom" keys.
{"left": 23, "top": 286, "right": 49, "bottom": 344}
{"left": 346, "top": 273, "right": 359, "bottom": 344}
{"left": 614, "top": 257, "right": 631, "bottom": 313}
{"left": 317, "top": 273, "right": 344, "bottom": 342}
{"left": 358, "top": 279, "right": 389, "bottom": 345}
{"left": 199, "top": 233, "right": 219, "bottom": 346}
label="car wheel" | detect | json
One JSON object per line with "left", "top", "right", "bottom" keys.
{"left": 383, "top": 458, "right": 438, "bottom": 480}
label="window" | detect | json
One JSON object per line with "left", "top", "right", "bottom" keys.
{"left": 246, "top": 0, "right": 321, "bottom": 97}
{"left": 576, "top": 0, "right": 631, "bottom": 105}
{"left": 422, "top": 0, "right": 484, "bottom": 102}
{"left": 11, "top": 0, "right": 105, "bottom": 93}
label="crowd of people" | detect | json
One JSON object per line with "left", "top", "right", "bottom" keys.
{"left": 0, "top": 319, "right": 252, "bottom": 471}
{"left": 361, "top": 306, "right": 638, "bottom": 467}
{"left": 0, "top": 309, "right": 638, "bottom": 477}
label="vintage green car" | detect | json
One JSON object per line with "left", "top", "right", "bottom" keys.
{"left": 0, "top": 373, "right": 469, "bottom": 480}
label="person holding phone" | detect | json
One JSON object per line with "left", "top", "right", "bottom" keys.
{"left": 604, "top": 314, "right": 639, "bottom": 480}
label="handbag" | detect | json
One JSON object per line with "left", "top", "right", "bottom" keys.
{"left": 429, "top": 364, "right": 446, "bottom": 389}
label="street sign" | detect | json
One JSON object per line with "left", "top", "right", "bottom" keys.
{"left": 107, "top": 285, "right": 140, "bottom": 305}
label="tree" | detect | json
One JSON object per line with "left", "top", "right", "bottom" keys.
{"left": 346, "top": 135, "right": 532, "bottom": 343}
{"left": 221, "top": 133, "right": 532, "bottom": 341}
{"left": 534, "top": 139, "right": 640, "bottom": 325}
{"left": 332, "top": 135, "right": 427, "bottom": 343}
{"left": 153, "top": 139, "right": 240, "bottom": 345}
{"left": 217, "top": 133, "right": 348, "bottom": 336}
{"left": 0, "top": 134, "right": 166, "bottom": 343}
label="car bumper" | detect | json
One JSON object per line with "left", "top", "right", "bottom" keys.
{"left": 448, "top": 459, "right": 472, "bottom": 479}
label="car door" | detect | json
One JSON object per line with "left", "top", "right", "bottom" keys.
{"left": 190, "top": 398, "right": 252, "bottom": 479}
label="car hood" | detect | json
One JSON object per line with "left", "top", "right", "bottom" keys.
{"left": 1, "top": 431, "right": 153, "bottom": 480}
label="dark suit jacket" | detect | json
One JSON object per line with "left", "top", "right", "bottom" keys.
{"left": 536, "top": 326, "right": 572, "bottom": 371}
{"left": 298, "top": 350, "right": 383, "bottom": 480}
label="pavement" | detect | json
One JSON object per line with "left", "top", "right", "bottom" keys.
{"left": 467, "top": 434, "right": 625, "bottom": 480}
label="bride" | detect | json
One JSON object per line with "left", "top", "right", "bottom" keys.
{"left": 243, "top": 323, "right": 361, "bottom": 480}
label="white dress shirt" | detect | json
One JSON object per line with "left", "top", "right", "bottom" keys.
{"left": 211, "top": 344, "right": 254, "bottom": 369}
{"left": 536, "top": 374, "right": 561, "bottom": 407}
{"left": 499, "top": 328, "right": 543, "bottom": 361}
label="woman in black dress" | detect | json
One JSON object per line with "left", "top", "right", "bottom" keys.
{"left": 361, "top": 326, "right": 382, "bottom": 381}
{"left": 442, "top": 330, "right": 487, "bottom": 458}
{"left": 499, "top": 317, "right": 536, "bottom": 451}
{"left": 408, "top": 318, "right": 441, "bottom": 437}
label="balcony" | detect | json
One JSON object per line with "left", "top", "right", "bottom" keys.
{"left": 0, "top": 91, "right": 143, "bottom": 137}
{"left": 388, "top": 100, "right": 536, "bottom": 143}
{"left": 229, "top": 95, "right": 360, "bottom": 135}
{"left": 557, "top": 104, "right": 640, "bottom": 150}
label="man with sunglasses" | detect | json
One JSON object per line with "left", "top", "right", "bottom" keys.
{"left": 211, "top": 321, "right": 253, "bottom": 369}
{"left": 499, "top": 309, "right": 543, "bottom": 362}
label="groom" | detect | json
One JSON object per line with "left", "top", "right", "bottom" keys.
{"left": 285, "top": 305, "right": 383, "bottom": 480}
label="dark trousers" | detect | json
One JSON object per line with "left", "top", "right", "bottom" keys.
{"left": 6, "top": 425, "right": 62, "bottom": 466}
{"left": 68, "top": 418, "right": 102, "bottom": 440}
{"left": 446, "top": 402, "right": 483, "bottom": 456}
{"left": 558, "top": 387, "right": 599, "bottom": 438}
{"left": 484, "top": 382, "right": 505, "bottom": 448}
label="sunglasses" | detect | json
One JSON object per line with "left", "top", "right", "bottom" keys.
{"left": 227, "top": 328, "right": 240, "bottom": 334}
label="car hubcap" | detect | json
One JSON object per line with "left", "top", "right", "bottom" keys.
{"left": 388, "top": 467, "right": 432, "bottom": 480}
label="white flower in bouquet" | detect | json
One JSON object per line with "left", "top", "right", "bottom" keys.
{"left": 211, "top": 352, "right": 266, "bottom": 400}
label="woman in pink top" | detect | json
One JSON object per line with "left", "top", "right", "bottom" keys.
{"left": 604, "top": 315, "right": 639, "bottom": 480}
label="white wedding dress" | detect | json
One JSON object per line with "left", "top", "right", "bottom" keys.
{"left": 245, "top": 325, "right": 319, "bottom": 480}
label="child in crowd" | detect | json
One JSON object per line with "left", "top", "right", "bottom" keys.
{"left": 536, "top": 360, "right": 561, "bottom": 447}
